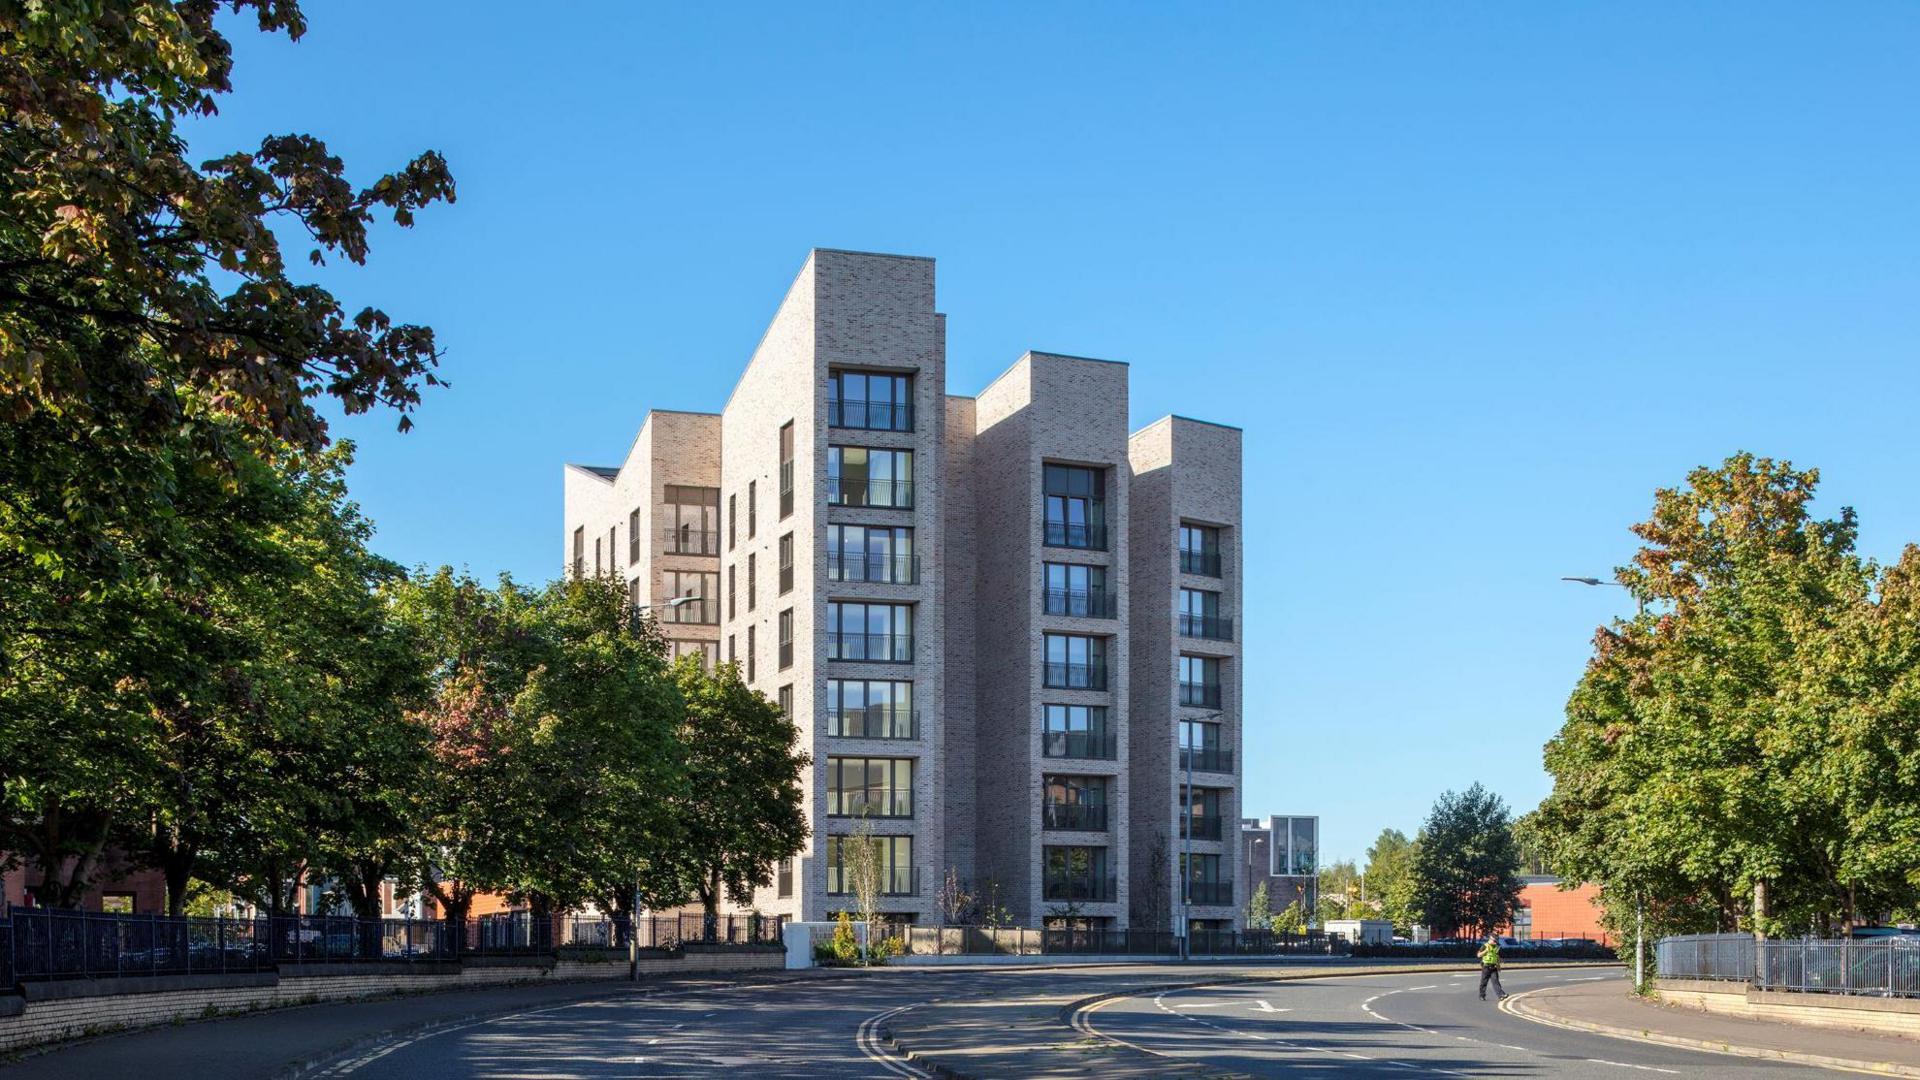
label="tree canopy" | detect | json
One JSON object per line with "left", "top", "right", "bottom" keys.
{"left": 1411, "top": 783, "right": 1523, "bottom": 937}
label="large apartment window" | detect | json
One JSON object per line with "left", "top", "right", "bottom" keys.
{"left": 663, "top": 486, "right": 720, "bottom": 556}
{"left": 1180, "top": 853, "right": 1231, "bottom": 905}
{"left": 572, "top": 527, "right": 584, "bottom": 578}
{"left": 828, "top": 679, "right": 915, "bottom": 739}
{"left": 1042, "top": 846, "right": 1114, "bottom": 902}
{"left": 1043, "top": 776, "right": 1109, "bottom": 831}
{"left": 746, "top": 625, "right": 756, "bottom": 683}
{"left": 827, "top": 757, "right": 914, "bottom": 818}
{"left": 1289, "top": 816, "right": 1319, "bottom": 876}
{"left": 779, "top": 421, "right": 795, "bottom": 518}
{"left": 670, "top": 640, "right": 717, "bottom": 669}
{"left": 828, "top": 369, "right": 914, "bottom": 431}
{"left": 1180, "top": 785, "right": 1225, "bottom": 841}
{"left": 828, "top": 446, "right": 914, "bottom": 508}
{"left": 628, "top": 509, "right": 641, "bottom": 562}
{"left": 826, "top": 834, "right": 915, "bottom": 896}
{"left": 1043, "top": 563, "right": 1113, "bottom": 618}
{"left": 827, "top": 602, "right": 913, "bottom": 662}
{"left": 1179, "top": 654, "right": 1222, "bottom": 707}
{"left": 662, "top": 570, "right": 719, "bottom": 624}
{"left": 1043, "top": 464, "right": 1106, "bottom": 549}
{"left": 1043, "top": 704, "right": 1115, "bottom": 760}
{"left": 747, "top": 553, "right": 757, "bottom": 611}
{"left": 827, "top": 524, "right": 916, "bottom": 584}
{"left": 778, "top": 533, "right": 794, "bottom": 594}
{"left": 1178, "top": 588, "right": 1230, "bottom": 640}
{"left": 778, "top": 608, "right": 793, "bottom": 670}
{"left": 1180, "top": 718, "right": 1230, "bottom": 772}
{"left": 1180, "top": 523, "right": 1223, "bottom": 577}
{"left": 1043, "top": 633, "right": 1107, "bottom": 690}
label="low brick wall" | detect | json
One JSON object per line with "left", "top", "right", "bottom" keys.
{"left": 0, "top": 947, "right": 783, "bottom": 1053}
{"left": 1656, "top": 976, "right": 1920, "bottom": 1037}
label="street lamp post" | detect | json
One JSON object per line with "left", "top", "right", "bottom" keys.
{"left": 625, "top": 593, "right": 699, "bottom": 980}
{"left": 1180, "top": 710, "right": 1222, "bottom": 962}
{"left": 1562, "top": 575, "right": 1647, "bottom": 992}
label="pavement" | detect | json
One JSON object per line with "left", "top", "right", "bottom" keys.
{"left": 1511, "top": 975, "right": 1920, "bottom": 1076}
{"left": 0, "top": 959, "right": 1886, "bottom": 1078}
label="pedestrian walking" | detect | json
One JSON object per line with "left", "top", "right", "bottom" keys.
{"left": 1478, "top": 934, "right": 1506, "bottom": 1001}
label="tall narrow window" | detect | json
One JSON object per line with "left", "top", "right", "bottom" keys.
{"left": 778, "top": 609, "right": 794, "bottom": 670}
{"left": 747, "top": 553, "right": 757, "bottom": 611}
{"left": 746, "top": 625, "right": 756, "bottom": 683}
{"left": 748, "top": 480, "right": 757, "bottom": 537}
{"left": 1044, "top": 464, "right": 1106, "bottom": 549}
{"left": 728, "top": 634, "right": 736, "bottom": 665}
{"left": 608, "top": 526, "right": 616, "bottom": 570}
{"left": 572, "top": 527, "right": 584, "bottom": 578}
{"left": 594, "top": 536, "right": 602, "bottom": 575}
{"left": 778, "top": 684, "right": 792, "bottom": 717}
{"left": 779, "top": 421, "right": 795, "bottom": 518}
{"left": 628, "top": 509, "right": 641, "bottom": 562}
{"left": 778, "top": 533, "right": 794, "bottom": 594}
{"left": 727, "top": 564, "right": 736, "bottom": 621}
{"left": 729, "top": 494, "right": 737, "bottom": 550}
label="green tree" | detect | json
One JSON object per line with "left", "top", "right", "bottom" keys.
{"left": 1272, "top": 900, "right": 1306, "bottom": 936}
{"left": 1411, "top": 784, "right": 1523, "bottom": 937}
{"left": 1247, "top": 880, "right": 1273, "bottom": 930}
{"left": 1317, "top": 859, "right": 1363, "bottom": 924}
{"left": 1364, "top": 828, "right": 1422, "bottom": 933}
{"left": 670, "top": 659, "right": 809, "bottom": 925}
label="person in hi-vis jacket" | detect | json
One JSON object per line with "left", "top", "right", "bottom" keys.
{"left": 1478, "top": 935, "right": 1507, "bottom": 1000}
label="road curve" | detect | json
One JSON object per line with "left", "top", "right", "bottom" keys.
{"left": 1076, "top": 966, "right": 1843, "bottom": 1078}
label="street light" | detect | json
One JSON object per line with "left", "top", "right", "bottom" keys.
{"left": 1180, "top": 710, "right": 1223, "bottom": 961}
{"left": 625, "top": 592, "right": 700, "bottom": 979}
{"left": 1562, "top": 575, "right": 1647, "bottom": 992}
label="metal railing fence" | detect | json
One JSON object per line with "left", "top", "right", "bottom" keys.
{"left": 1759, "top": 937, "right": 1920, "bottom": 998}
{"left": 881, "top": 925, "right": 1344, "bottom": 958}
{"left": 1654, "top": 932, "right": 1753, "bottom": 981}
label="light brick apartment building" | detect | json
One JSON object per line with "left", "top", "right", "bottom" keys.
{"left": 562, "top": 248, "right": 1244, "bottom": 932}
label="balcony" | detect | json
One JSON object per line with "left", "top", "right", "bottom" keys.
{"left": 1180, "top": 549, "right": 1222, "bottom": 577}
{"left": 1181, "top": 815, "right": 1224, "bottom": 841}
{"left": 1178, "top": 613, "right": 1233, "bottom": 641}
{"left": 657, "top": 597, "right": 720, "bottom": 626}
{"left": 828, "top": 708, "right": 920, "bottom": 740}
{"left": 659, "top": 527, "right": 721, "bottom": 557}
{"left": 1044, "top": 520, "right": 1107, "bottom": 550}
{"left": 827, "top": 866, "right": 921, "bottom": 897}
{"left": 828, "top": 478, "right": 915, "bottom": 509}
{"left": 1179, "top": 682, "right": 1222, "bottom": 708}
{"left": 1043, "top": 874, "right": 1117, "bottom": 903}
{"left": 827, "top": 632, "right": 914, "bottom": 663}
{"left": 827, "top": 552, "right": 921, "bottom": 585}
{"left": 1042, "top": 803, "right": 1109, "bottom": 832}
{"left": 1179, "top": 746, "right": 1234, "bottom": 773}
{"left": 829, "top": 398, "right": 915, "bottom": 432}
{"left": 1044, "top": 589, "right": 1116, "bottom": 619}
{"left": 829, "top": 792, "right": 913, "bottom": 819}
{"left": 1043, "top": 729, "right": 1118, "bottom": 760}
{"left": 1044, "top": 660, "right": 1108, "bottom": 691}
{"left": 1184, "top": 880, "right": 1234, "bottom": 906}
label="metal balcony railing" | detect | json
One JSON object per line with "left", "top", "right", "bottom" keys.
{"left": 827, "top": 478, "right": 914, "bottom": 509}
{"left": 1179, "top": 613, "right": 1233, "bottom": 641}
{"left": 826, "top": 866, "right": 921, "bottom": 897}
{"left": 1044, "top": 588, "right": 1116, "bottom": 619}
{"left": 827, "top": 632, "right": 914, "bottom": 663}
{"left": 1182, "top": 815, "right": 1224, "bottom": 841}
{"left": 1042, "top": 803, "right": 1109, "bottom": 831}
{"left": 1180, "top": 682, "right": 1222, "bottom": 708}
{"left": 828, "top": 793, "right": 913, "bottom": 819}
{"left": 1044, "top": 660, "right": 1109, "bottom": 691}
{"left": 829, "top": 399, "right": 916, "bottom": 432}
{"left": 1184, "top": 880, "right": 1234, "bottom": 905}
{"left": 1043, "top": 874, "right": 1117, "bottom": 903}
{"left": 1043, "top": 729, "right": 1118, "bottom": 760}
{"left": 1044, "top": 520, "right": 1108, "bottom": 550}
{"left": 657, "top": 597, "right": 720, "bottom": 625}
{"left": 1180, "top": 549, "right": 1223, "bottom": 576}
{"left": 659, "top": 527, "right": 721, "bottom": 556}
{"left": 1180, "top": 746, "right": 1234, "bottom": 773}
{"left": 828, "top": 707, "right": 920, "bottom": 740}
{"left": 827, "top": 552, "right": 920, "bottom": 584}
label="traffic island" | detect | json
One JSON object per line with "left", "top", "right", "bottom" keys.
{"left": 1504, "top": 975, "right": 1920, "bottom": 1077}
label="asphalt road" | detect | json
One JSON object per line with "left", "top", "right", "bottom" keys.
{"left": 1080, "top": 967, "right": 1843, "bottom": 1078}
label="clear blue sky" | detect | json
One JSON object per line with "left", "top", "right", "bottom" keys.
{"left": 191, "top": 3, "right": 1920, "bottom": 866}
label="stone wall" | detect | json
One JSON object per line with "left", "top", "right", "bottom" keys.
{"left": 1656, "top": 976, "right": 1920, "bottom": 1037}
{"left": 0, "top": 949, "right": 781, "bottom": 1053}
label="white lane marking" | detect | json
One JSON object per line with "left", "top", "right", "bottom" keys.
{"left": 1248, "top": 999, "right": 1289, "bottom": 1013}
{"left": 1409, "top": 984, "right": 1439, "bottom": 991}
{"left": 1589, "top": 1058, "right": 1682, "bottom": 1073}
{"left": 319, "top": 997, "right": 618, "bottom": 1076}
{"left": 1365, "top": 976, "right": 1678, "bottom": 1075}
{"left": 1133, "top": 985, "right": 1470, "bottom": 1075}
{"left": 855, "top": 1003, "right": 931, "bottom": 1079}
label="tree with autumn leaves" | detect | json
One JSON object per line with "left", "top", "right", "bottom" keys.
{"left": 1534, "top": 453, "right": 1920, "bottom": 940}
